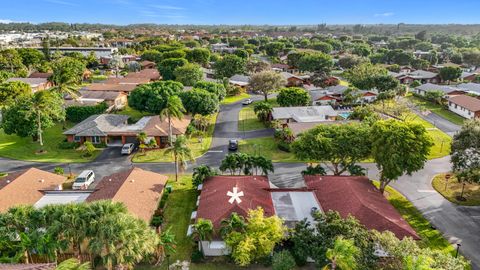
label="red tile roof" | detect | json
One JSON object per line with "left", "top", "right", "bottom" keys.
{"left": 304, "top": 175, "right": 419, "bottom": 240}
{"left": 125, "top": 69, "right": 161, "bottom": 80}
{"left": 196, "top": 176, "right": 275, "bottom": 231}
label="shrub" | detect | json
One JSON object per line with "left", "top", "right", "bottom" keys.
{"left": 272, "top": 250, "right": 296, "bottom": 270}
{"left": 150, "top": 215, "right": 163, "bottom": 228}
{"left": 191, "top": 250, "right": 204, "bottom": 263}
{"left": 66, "top": 102, "right": 108, "bottom": 123}
{"left": 301, "top": 164, "right": 326, "bottom": 176}
{"left": 158, "top": 190, "right": 170, "bottom": 209}
{"left": 54, "top": 167, "right": 64, "bottom": 175}
{"left": 82, "top": 141, "right": 96, "bottom": 157}
{"left": 58, "top": 141, "right": 80, "bottom": 149}
{"left": 277, "top": 141, "right": 291, "bottom": 152}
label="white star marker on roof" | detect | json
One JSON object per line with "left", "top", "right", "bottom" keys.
{"left": 227, "top": 187, "right": 244, "bottom": 204}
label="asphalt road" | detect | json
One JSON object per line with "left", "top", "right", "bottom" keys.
{"left": 0, "top": 95, "right": 479, "bottom": 269}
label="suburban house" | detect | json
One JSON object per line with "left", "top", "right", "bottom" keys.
{"left": 395, "top": 70, "right": 440, "bottom": 84}
{"left": 28, "top": 72, "right": 53, "bottom": 79}
{"left": 413, "top": 83, "right": 466, "bottom": 98}
{"left": 280, "top": 72, "right": 309, "bottom": 87}
{"left": 229, "top": 74, "right": 250, "bottom": 89}
{"left": 31, "top": 167, "right": 168, "bottom": 223}
{"left": 457, "top": 83, "right": 480, "bottom": 96}
{"left": 34, "top": 46, "right": 118, "bottom": 58}
{"left": 65, "top": 90, "right": 127, "bottom": 109}
{"left": 194, "top": 175, "right": 418, "bottom": 256}
{"left": 461, "top": 71, "right": 478, "bottom": 82}
{"left": 83, "top": 83, "right": 138, "bottom": 93}
{"left": 272, "top": 106, "right": 338, "bottom": 123}
{"left": 448, "top": 95, "right": 480, "bottom": 119}
{"left": 63, "top": 114, "right": 191, "bottom": 147}
{"left": 125, "top": 69, "right": 161, "bottom": 81}
{"left": 309, "top": 85, "right": 377, "bottom": 105}
{"left": 6, "top": 77, "right": 53, "bottom": 92}
{"left": 140, "top": 60, "right": 156, "bottom": 70}
{"left": 286, "top": 120, "right": 356, "bottom": 137}
{"left": 0, "top": 168, "right": 67, "bottom": 212}
{"left": 100, "top": 55, "right": 137, "bottom": 65}
{"left": 103, "top": 77, "right": 151, "bottom": 85}
{"left": 211, "top": 43, "right": 237, "bottom": 53}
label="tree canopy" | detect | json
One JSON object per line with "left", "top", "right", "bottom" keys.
{"left": 213, "top": 54, "right": 246, "bottom": 79}
{"left": 128, "top": 81, "right": 184, "bottom": 114}
{"left": 276, "top": 87, "right": 311, "bottom": 107}
{"left": 249, "top": 71, "right": 286, "bottom": 101}
{"left": 173, "top": 63, "right": 203, "bottom": 86}
{"left": 180, "top": 88, "right": 219, "bottom": 116}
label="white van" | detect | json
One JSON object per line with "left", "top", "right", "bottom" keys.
{"left": 72, "top": 170, "right": 95, "bottom": 190}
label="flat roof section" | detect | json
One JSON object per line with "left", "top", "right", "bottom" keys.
{"left": 271, "top": 191, "right": 321, "bottom": 227}
{"left": 34, "top": 191, "right": 92, "bottom": 208}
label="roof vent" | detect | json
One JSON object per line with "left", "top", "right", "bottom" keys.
{"left": 6, "top": 180, "right": 10, "bottom": 184}
{"left": 130, "top": 179, "right": 135, "bottom": 183}
{"left": 108, "top": 178, "right": 112, "bottom": 182}
{"left": 39, "top": 179, "right": 45, "bottom": 183}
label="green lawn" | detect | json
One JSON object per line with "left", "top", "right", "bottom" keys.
{"left": 372, "top": 181, "right": 457, "bottom": 255}
{"left": 238, "top": 98, "right": 278, "bottom": 132}
{"left": 0, "top": 123, "right": 101, "bottom": 163}
{"left": 239, "top": 137, "right": 301, "bottom": 163}
{"left": 220, "top": 93, "right": 250, "bottom": 105}
{"left": 432, "top": 173, "right": 480, "bottom": 206}
{"left": 406, "top": 113, "right": 452, "bottom": 159}
{"left": 407, "top": 96, "right": 465, "bottom": 125}
{"left": 115, "top": 105, "right": 154, "bottom": 123}
{"left": 132, "top": 114, "right": 217, "bottom": 163}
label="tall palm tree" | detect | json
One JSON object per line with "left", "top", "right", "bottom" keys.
{"left": 253, "top": 155, "right": 274, "bottom": 176}
{"left": 27, "top": 91, "right": 64, "bottom": 147}
{"left": 165, "top": 135, "right": 194, "bottom": 182}
{"left": 159, "top": 95, "right": 185, "bottom": 146}
{"left": 192, "top": 165, "right": 217, "bottom": 187}
{"left": 192, "top": 219, "right": 213, "bottom": 257}
{"left": 154, "top": 227, "right": 176, "bottom": 266}
{"left": 323, "top": 237, "right": 359, "bottom": 270}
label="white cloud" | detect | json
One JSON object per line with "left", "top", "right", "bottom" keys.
{"left": 374, "top": 12, "right": 394, "bottom": 17}
{"left": 0, "top": 19, "right": 14, "bottom": 24}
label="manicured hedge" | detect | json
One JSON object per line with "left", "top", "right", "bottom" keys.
{"left": 66, "top": 102, "right": 108, "bottom": 123}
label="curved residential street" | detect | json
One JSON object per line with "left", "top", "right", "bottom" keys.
{"left": 0, "top": 95, "right": 479, "bottom": 269}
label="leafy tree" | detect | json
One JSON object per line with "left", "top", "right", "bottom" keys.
{"left": 192, "top": 165, "right": 218, "bottom": 187}
{"left": 352, "top": 43, "right": 372, "bottom": 57}
{"left": 461, "top": 49, "right": 480, "bottom": 67}
{"left": 55, "top": 258, "right": 91, "bottom": 270}
{"left": 173, "top": 63, "right": 203, "bottom": 86}
{"left": 141, "top": 49, "right": 162, "bottom": 62}
{"left": 213, "top": 54, "right": 246, "bottom": 79}
{"left": 128, "top": 81, "right": 183, "bottom": 114}
{"left": 292, "top": 123, "right": 372, "bottom": 175}
{"left": 0, "top": 49, "right": 25, "bottom": 73}
{"left": 165, "top": 135, "right": 194, "bottom": 182}
{"left": 411, "top": 58, "right": 430, "bottom": 70}
{"left": 158, "top": 58, "right": 188, "bottom": 80}
{"left": 253, "top": 101, "right": 273, "bottom": 122}
{"left": 224, "top": 207, "right": 286, "bottom": 266}
{"left": 310, "top": 41, "right": 333, "bottom": 54}
{"left": 234, "top": 49, "right": 249, "bottom": 59}
{"left": 386, "top": 49, "right": 414, "bottom": 66}
{"left": 246, "top": 59, "right": 271, "bottom": 73}
{"left": 0, "top": 81, "right": 31, "bottom": 106}
{"left": 277, "top": 87, "right": 311, "bottom": 107}
{"left": 311, "top": 71, "right": 339, "bottom": 88}
{"left": 51, "top": 57, "right": 86, "bottom": 85}
{"left": 323, "top": 237, "right": 359, "bottom": 270}
{"left": 439, "top": 66, "right": 462, "bottom": 82}
{"left": 249, "top": 71, "right": 286, "bottom": 101}
{"left": 373, "top": 75, "right": 400, "bottom": 92}
{"left": 180, "top": 89, "right": 219, "bottom": 116}
{"left": 82, "top": 141, "right": 96, "bottom": 157}
{"left": 287, "top": 51, "right": 305, "bottom": 68}
{"left": 186, "top": 48, "right": 210, "bottom": 66}
{"left": 219, "top": 153, "right": 273, "bottom": 176}
{"left": 194, "top": 81, "right": 227, "bottom": 101}
{"left": 344, "top": 63, "right": 388, "bottom": 90}
{"left": 338, "top": 55, "right": 367, "bottom": 69}
{"left": 272, "top": 250, "right": 296, "bottom": 270}
{"left": 265, "top": 42, "right": 286, "bottom": 57}
{"left": 2, "top": 91, "right": 64, "bottom": 146}
{"left": 17, "top": 48, "right": 44, "bottom": 70}
{"left": 371, "top": 120, "right": 433, "bottom": 193}
{"left": 159, "top": 95, "right": 186, "bottom": 146}
{"left": 298, "top": 52, "right": 334, "bottom": 73}
{"left": 192, "top": 218, "right": 214, "bottom": 256}
{"left": 160, "top": 50, "right": 186, "bottom": 62}
{"left": 0, "top": 70, "right": 15, "bottom": 83}
{"left": 451, "top": 119, "right": 480, "bottom": 186}
{"left": 220, "top": 213, "right": 246, "bottom": 239}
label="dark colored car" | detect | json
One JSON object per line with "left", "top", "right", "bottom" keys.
{"left": 228, "top": 139, "right": 238, "bottom": 151}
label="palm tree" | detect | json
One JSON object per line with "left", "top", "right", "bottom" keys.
{"left": 252, "top": 155, "right": 274, "bottom": 176}
{"left": 28, "top": 91, "right": 64, "bottom": 147}
{"left": 154, "top": 227, "right": 176, "bottom": 266}
{"left": 253, "top": 101, "right": 273, "bottom": 123}
{"left": 159, "top": 95, "right": 185, "bottom": 146}
{"left": 137, "top": 131, "right": 148, "bottom": 154}
{"left": 219, "top": 213, "right": 246, "bottom": 238}
{"left": 192, "top": 165, "right": 217, "bottom": 187}
{"left": 192, "top": 219, "right": 214, "bottom": 257}
{"left": 323, "top": 237, "right": 359, "bottom": 270}
{"left": 165, "top": 135, "right": 194, "bottom": 182}
{"left": 55, "top": 258, "right": 91, "bottom": 270}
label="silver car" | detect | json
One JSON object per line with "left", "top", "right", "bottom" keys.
{"left": 121, "top": 143, "right": 135, "bottom": 155}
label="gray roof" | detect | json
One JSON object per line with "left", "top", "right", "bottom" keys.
{"left": 272, "top": 106, "right": 338, "bottom": 122}
{"left": 457, "top": 83, "right": 480, "bottom": 94}
{"left": 324, "top": 85, "right": 349, "bottom": 95}
{"left": 461, "top": 72, "right": 475, "bottom": 79}
{"left": 229, "top": 74, "right": 250, "bottom": 84}
{"left": 63, "top": 114, "right": 129, "bottom": 136}
{"left": 400, "top": 70, "right": 438, "bottom": 79}
{"left": 415, "top": 83, "right": 463, "bottom": 94}
{"left": 6, "top": 77, "right": 48, "bottom": 86}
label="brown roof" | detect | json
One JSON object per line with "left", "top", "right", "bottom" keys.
{"left": 0, "top": 168, "right": 66, "bottom": 212}
{"left": 28, "top": 72, "right": 53, "bottom": 79}
{"left": 78, "top": 90, "right": 125, "bottom": 101}
{"left": 305, "top": 175, "right": 419, "bottom": 240}
{"left": 141, "top": 60, "right": 156, "bottom": 67}
{"left": 87, "top": 167, "right": 168, "bottom": 222}
{"left": 103, "top": 77, "right": 150, "bottom": 85}
{"left": 125, "top": 69, "right": 161, "bottom": 80}
{"left": 143, "top": 116, "right": 191, "bottom": 137}
{"left": 84, "top": 83, "right": 137, "bottom": 92}
{"left": 449, "top": 95, "right": 480, "bottom": 112}
{"left": 287, "top": 121, "right": 357, "bottom": 136}
{"left": 196, "top": 176, "right": 275, "bottom": 231}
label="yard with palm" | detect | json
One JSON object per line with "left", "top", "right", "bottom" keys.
{"left": 0, "top": 123, "right": 101, "bottom": 163}
{"left": 238, "top": 98, "right": 278, "bottom": 132}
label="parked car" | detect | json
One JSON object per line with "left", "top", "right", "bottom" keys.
{"left": 72, "top": 170, "right": 95, "bottom": 190}
{"left": 121, "top": 143, "right": 135, "bottom": 155}
{"left": 242, "top": 98, "right": 253, "bottom": 105}
{"left": 228, "top": 139, "right": 238, "bottom": 151}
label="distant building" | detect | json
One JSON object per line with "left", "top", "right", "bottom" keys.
{"left": 272, "top": 106, "right": 338, "bottom": 123}
{"left": 413, "top": 83, "right": 466, "bottom": 98}
{"left": 34, "top": 47, "right": 118, "bottom": 58}
{"left": 5, "top": 77, "right": 53, "bottom": 92}
{"left": 448, "top": 95, "right": 480, "bottom": 119}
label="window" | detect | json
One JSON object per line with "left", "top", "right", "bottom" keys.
{"left": 92, "top": 136, "right": 101, "bottom": 144}
{"left": 160, "top": 136, "right": 168, "bottom": 143}
{"left": 455, "top": 104, "right": 458, "bottom": 109}
{"left": 74, "top": 136, "right": 81, "bottom": 142}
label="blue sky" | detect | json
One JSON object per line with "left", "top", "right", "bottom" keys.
{"left": 2, "top": 0, "right": 480, "bottom": 25}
